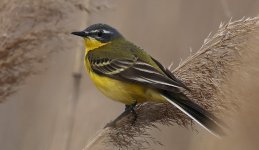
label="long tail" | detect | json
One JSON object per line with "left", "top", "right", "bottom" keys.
{"left": 160, "top": 91, "right": 226, "bottom": 137}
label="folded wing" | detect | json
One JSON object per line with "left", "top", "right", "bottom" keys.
{"left": 88, "top": 54, "right": 186, "bottom": 92}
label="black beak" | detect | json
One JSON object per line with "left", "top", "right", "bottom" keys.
{"left": 71, "top": 31, "right": 89, "bottom": 37}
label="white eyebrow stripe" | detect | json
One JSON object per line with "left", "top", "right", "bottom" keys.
{"left": 90, "top": 29, "right": 112, "bottom": 34}
{"left": 102, "top": 29, "right": 112, "bottom": 34}
{"left": 91, "top": 30, "right": 99, "bottom": 33}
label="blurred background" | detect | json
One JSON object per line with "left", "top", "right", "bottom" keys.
{"left": 0, "top": 0, "right": 259, "bottom": 150}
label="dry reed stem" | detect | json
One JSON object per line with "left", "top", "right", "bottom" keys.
{"left": 0, "top": 0, "right": 88, "bottom": 102}
{"left": 84, "top": 17, "right": 259, "bottom": 150}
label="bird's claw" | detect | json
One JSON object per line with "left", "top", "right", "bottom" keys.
{"left": 125, "top": 101, "right": 138, "bottom": 125}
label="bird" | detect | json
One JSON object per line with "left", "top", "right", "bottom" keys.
{"left": 71, "top": 23, "right": 225, "bottom": 136}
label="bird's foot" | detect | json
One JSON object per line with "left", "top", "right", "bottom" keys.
{"left": 125, "top": 101, "right": 138, "bottom": 125}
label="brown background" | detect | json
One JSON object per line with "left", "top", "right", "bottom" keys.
{"left": 0, "top": 0, "right": 259, "bottom": 150}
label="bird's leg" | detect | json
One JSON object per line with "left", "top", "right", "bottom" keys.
{"left": 125, "top": 101, "right": 138, "bottom": 125}
{"left": 107, "top": 101, "right": 138, "bottom": 127}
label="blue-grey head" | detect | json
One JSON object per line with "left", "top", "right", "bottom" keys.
{"left": 71, "top": 23, "right": 123, "bottom": 43}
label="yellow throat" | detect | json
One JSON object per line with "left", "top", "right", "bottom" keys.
{"left": 83, "top": 37, "right": 110, "bottom": 73}
{"left": 84, "top": 37, "right": 109, "bottom": 53}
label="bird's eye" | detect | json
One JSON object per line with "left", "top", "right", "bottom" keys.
{"left": 97, "top": 30, "right": 103, "bottom": 37}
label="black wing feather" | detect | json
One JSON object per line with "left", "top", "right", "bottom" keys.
{"left": 150, "top": 56, "right": 190, "bottom": 91}
{"left": 88, "top": 54, "right": 184, "bottom": 92}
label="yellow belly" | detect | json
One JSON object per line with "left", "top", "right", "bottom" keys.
{"left": 85, "top": 59, "right": 165, "bottom": 105}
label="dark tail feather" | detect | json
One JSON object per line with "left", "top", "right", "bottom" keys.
{"left": 160, "top": 91, "right": 226, "bottom": 137}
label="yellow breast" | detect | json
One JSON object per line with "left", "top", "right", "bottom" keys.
{"left": 85, "top": 58, "right": 148, "bottom": 104}
{"left": 83, "top": 38, "right": 165, "bottom": 104}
